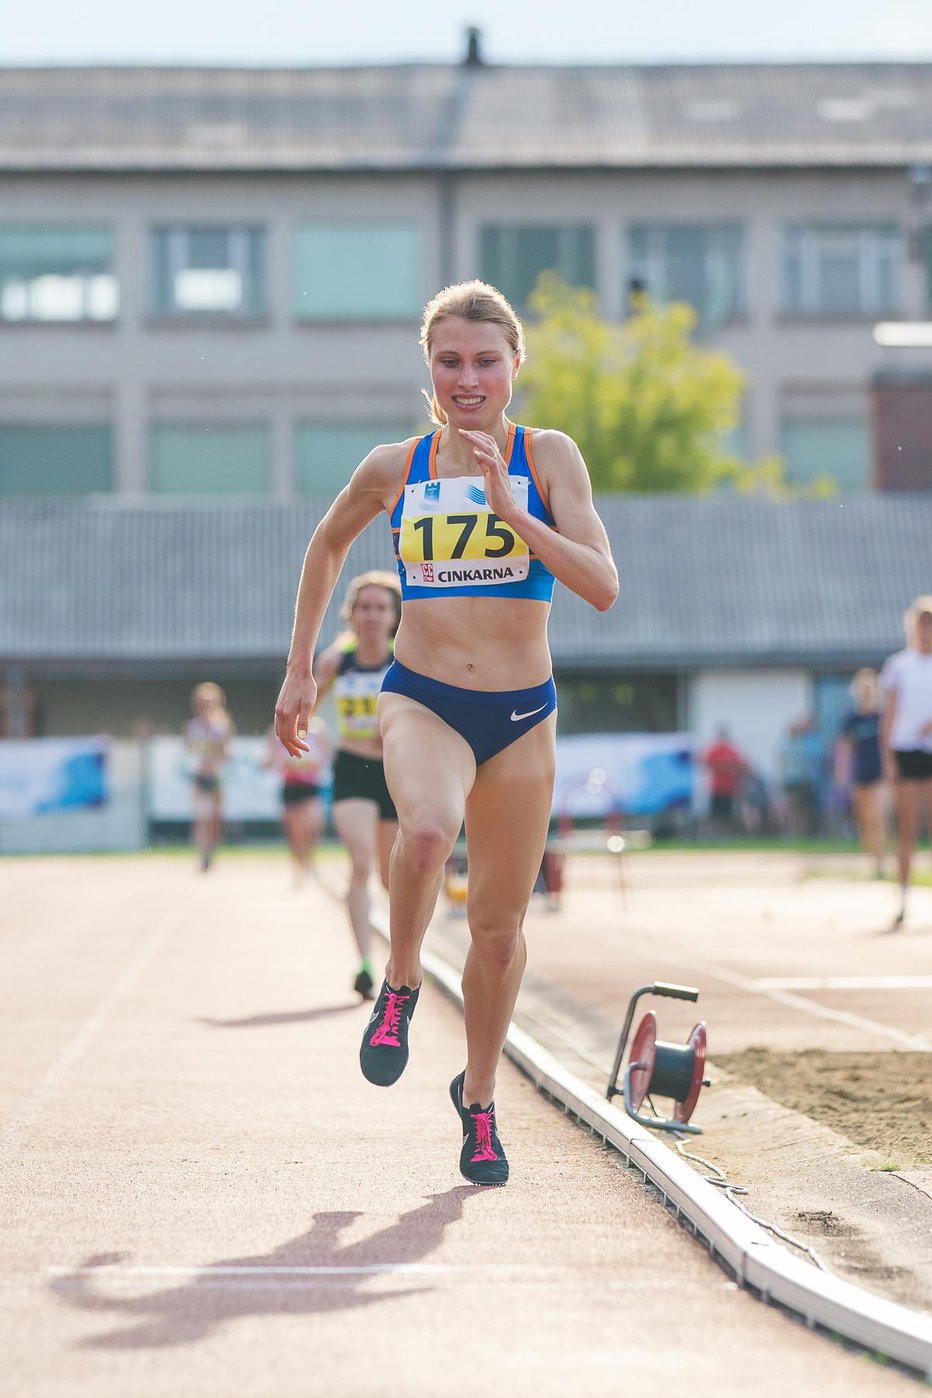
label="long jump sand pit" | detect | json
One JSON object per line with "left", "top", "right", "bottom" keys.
{"left": 714, "top": 1047, "right": 932, "bottom": 1169}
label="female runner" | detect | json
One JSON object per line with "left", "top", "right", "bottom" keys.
{"left": 184, "top": 681, "right": 234, "bottom": 872}
{"left": 313, "top": 571, "right": 401, "bottom": 999}
{"left": 880, "top": 596, "right": 932, "bottom": 928}
{"left": 263, "top": 715, "right": 332, "bottom": 884}
{"left": 275, "top": 281, "right": 617, "bottom": 1183}
{"left": 834, "top": 669, "right": 885, "bottom": 879}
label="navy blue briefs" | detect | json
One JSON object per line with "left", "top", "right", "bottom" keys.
{"left": 380, "top": 660, "right": 557, "bottom": 766}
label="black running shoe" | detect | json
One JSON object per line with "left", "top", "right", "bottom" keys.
{"left": 450, "top": 1072, "right": 509, "bottom": 1185}
{"left": 353, "top": 967, "right": 375, "bottom": 1000}
{"left": 359, "top": 980, "right": 419, "bottom": 1086}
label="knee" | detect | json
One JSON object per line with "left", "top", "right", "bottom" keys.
{"left": 398, "top": 817, "right": 457, "bottom": 874}
{"left": 468, "top": 915, "right": 523, "bottom": 970}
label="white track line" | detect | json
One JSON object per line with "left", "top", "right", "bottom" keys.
{"left": 694, "top": 963, "right": 932, "bottom": 1052}
{"left": 755, "top": 975, "right": 932, "bottom": 992}
{"left": 0, "top": 903, "right": 180, "bottom": 1169}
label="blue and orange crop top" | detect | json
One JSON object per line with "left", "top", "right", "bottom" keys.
{"left": 390, "top": 424, "right": 556, "bottom": 602}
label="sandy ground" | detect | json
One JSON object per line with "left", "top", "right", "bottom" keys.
{"left": 0, "top": 851, "right": 925, "bottom": 1397}
{"left": 713, "top": 1048, "right": 932, "bottom": 1168}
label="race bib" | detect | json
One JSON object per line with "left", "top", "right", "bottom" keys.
{"left": 335, "top": 671, "right": 382, "bottom": 739}
{"left": 399, "top": 476, "right": 529, "bottom": 589}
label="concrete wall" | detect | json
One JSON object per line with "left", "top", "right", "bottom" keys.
{"left": 689, "top": 667, "right": 812, "bottom": 784}
{"left": 31, "top": 677, "right": 279, "bottom": 739}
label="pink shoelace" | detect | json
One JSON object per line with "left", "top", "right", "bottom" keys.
{"left": 369, "top": 991, "right": 408, "bottom": 1047}
{"left": 469, "top": 1109, "right": 498, "bottom": 1163}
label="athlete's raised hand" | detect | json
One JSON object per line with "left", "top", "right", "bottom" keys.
{"left": 458, "top": 429, "right": 521, "bottom": 524}
{"left": 274, "top": 670, "right": 318, "bottom": 757}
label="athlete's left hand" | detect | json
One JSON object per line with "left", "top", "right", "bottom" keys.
{"left": 459, "top": 429, "right": 521, "bottom": 525}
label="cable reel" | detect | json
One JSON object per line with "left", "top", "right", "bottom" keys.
{"left": 606, "top": 982, "right": 710, "bottom": 1135}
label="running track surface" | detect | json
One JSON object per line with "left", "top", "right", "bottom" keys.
{"left": 0, "top": 855, "right": 917, "bottom": 1397}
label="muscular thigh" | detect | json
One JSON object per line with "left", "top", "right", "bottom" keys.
{"left": 464, "top": 714, "right": 556, "bottom": 921}
{"left": 378, "top": 692, "right": 475, "bottom": 831}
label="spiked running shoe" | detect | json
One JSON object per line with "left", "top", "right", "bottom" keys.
{"left": 353, "top": 967, "right": 375, "bottom": 1000}
{"left": 359, "top": 980, "right": 419, "bottom": 1086}
{"left": 450, "top": 1072, "right": 509, "bottom": 1185}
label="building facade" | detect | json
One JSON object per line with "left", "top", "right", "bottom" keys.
{"left": 2, "top": 58, "right": 932, "bottom": 502}
{"left": 2, "top": 56, "right": 931, "bottom": 831}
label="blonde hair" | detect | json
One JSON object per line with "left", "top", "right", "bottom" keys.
{"left": 904, "top": 594, "right": 932, "bottom": 648}
{"left": 190, "top": 682, "right": 230, "bottom": 725}
{"left": 339, "top": 570, "right": 402, "bottom": 633}
{"left": 419, "top": 280, "right": 525, "bottom": 427}
{"left": 192, "top": 681, "right": 226, "bottom": 710}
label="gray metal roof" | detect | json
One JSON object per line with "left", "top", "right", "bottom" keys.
{"left": 1, "top": 494, "right": 929, "bottom": 671}
{"left": 1, "top": 62, "right": 931, "bottom": 172}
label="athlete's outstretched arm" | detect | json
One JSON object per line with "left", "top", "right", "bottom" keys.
{"left": 461, "top": 428, "right": 618, "bottom": 612}
{"left": 275, "top": 445, "right": 403, "bottom": 756}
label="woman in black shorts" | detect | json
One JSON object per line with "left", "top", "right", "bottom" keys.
{"left": 264, "top": 717, "right": 332, "bottom": 884}
{"left": 835, "top": 668, "right": 885, "bottom": 879}
{"left": 184, "top": 682, "right": 234, "bottom": 872}
{"left": 880, "top": 596, "right": 932, "bottom": 927}
{"left": 314, "top": 572, "right": 401, "bottom": 997}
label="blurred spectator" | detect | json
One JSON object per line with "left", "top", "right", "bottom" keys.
{"left": 781, "top": 717, "right": 823, "bottom": 837}
{"left": 701, "top": 726, "right": 748, "bottom": 835}
{"left": 879, "top": 595, "right": 932, "bottom": 928}
{"left": 834, "top": 668, "right": 885, "bottom": 878}
{"left": 738, "top": 765, "right": 775, "bottom": 836}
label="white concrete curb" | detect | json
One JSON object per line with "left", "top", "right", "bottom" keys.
{"left": 415, "top": 934, "right": 932, "bottom": 1380}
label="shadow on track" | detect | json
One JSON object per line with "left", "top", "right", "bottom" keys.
{"left": 197, "top": 1004, "right": 362, "bottom": 1029}
{"left": 50, "top": 1188, "right": 478, "bottom": 1350}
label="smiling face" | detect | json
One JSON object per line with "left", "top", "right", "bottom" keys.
{"left": 428, "top": 317, "right": 520, "bottom": 432}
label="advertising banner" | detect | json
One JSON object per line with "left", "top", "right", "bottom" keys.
{"left": 553, "top": 733, "right": 694, "bottom": 820}
{"left": 0, "top": 737, "right": 109, "bottom": 818}
{"left": 147, "top": 736, "right": 292, "bottom": 822}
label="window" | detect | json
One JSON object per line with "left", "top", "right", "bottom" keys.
{"left": 0, "top": 425, "right": 112, "bottom": 496}
{"left": 149, "top": 424, "right": 270, "bottom": 495}
{"left": 295, "top": 423, "right": 408, "bottom": 496}
{"left": 780, "top": 225, "right": 900, "bottom": 316}
{"left": 780, "top": 419, "right": 870, "bottom": 491}
{"left": 0, "top": 226, "right": 117, "bottom": 322}
{"left": 479, "top": 225, "right": 595, "bottom": 309}
{"left": 557, "top": 673, "right": 679, "bottom": 735}
{"left": 151, "top": 226, "right": 265, "bottom": 317}
{"left": 627, "top": 225, "right": 744, "bottom": 332}
{"left": 294, "top": 224, "right": 421, "bottom": 319}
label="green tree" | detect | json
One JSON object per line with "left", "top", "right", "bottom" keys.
{"left": 518, "top": 275, "right": 830, "bottom": 496}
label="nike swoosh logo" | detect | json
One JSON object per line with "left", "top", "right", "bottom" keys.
{"left": 510, "top": 704, "right": 548, "bottom": 722}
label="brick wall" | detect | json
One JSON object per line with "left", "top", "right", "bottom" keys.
{"left": 871, "top": 374, "right": 932, "bottom": 490}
